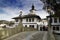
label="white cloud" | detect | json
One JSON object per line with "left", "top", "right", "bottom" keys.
{"left": 0, "top": 7, "right": 49, "bottom": 21}
{"left": 0, "top": 0, "right": 49, "bottom": 21}
{"left": 0, "top": 7, "right": 21, "bottom": 21}
{"left": 36, "top": 10, "right": 49, "bottom": 19}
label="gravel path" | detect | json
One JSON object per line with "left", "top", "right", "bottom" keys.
{"left": 4, "top": 31, "right": 47, "bottom": 40}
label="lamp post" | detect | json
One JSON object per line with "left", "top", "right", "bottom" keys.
{"left": 47, "top": 7, "right": 55, "bottom": 40}
{"left": 47, "top": 7, "right": 52, "bottom": 40}
{"left": 47, "top": 8, "right": 54, "bottom": 28}
{"left": 47, "top": 8, "right": 52, "bottom": 27}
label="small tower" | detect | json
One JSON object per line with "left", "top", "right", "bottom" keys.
{"left": 30, "top": 4, "right": 36, "bottom": 14}
{"left": 31, "top": 4, "right": 35, "bottom": 10}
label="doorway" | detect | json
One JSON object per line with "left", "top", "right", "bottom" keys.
{"left": 40, "top": 26, "right": 48, "bottom": 31}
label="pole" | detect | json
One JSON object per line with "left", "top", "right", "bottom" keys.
{"left": 47, "top": 11, "right": 51, "bottom": 40}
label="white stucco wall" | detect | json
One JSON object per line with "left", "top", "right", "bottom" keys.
{"left": 22, "top": 18, "right": 40, "bottom": 29}
{"left": 51, "top": 17, "right": 60, "bottom": 25}
{"left": 22, "top": 18, "right": 39, "bottom": 23}
{"left": 23, "top": 24, "right": 37, "bottom": 28}
{"left": 22, "top": 19, "right": 26, "bottom": 23}
{"left": 14, "top": 18, "right": 41, "bottom": 30}
{"left": 47, "top": 17, "right": 60, "bottom": 32}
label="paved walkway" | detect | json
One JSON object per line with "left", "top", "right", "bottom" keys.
{"left": 54, "top": 34, "right": 60, "bottom": 40}
{"left": 4, "top": 31, "right": 47, "bottom": 40}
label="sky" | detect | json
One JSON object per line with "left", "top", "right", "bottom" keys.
{"left": 0, "top": 0, "right": 49, "bottom": 21}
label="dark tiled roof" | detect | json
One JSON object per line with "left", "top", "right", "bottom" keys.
{"left": 12, "top": 16, "right": 22, "bottom": 19}
{"left": 12, "top": 14, "right": 41, "bottom": 19}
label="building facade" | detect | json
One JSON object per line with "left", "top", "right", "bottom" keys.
{"left": 41, "top": 0, "right": 60, "bottom": 33}
{"left": 47, "top": 14, "right": 60, "bottom": 33}
{"left": 12, "top": 5, "right": 42, "bottom": 30}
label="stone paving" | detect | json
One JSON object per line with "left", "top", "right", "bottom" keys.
{"left": 54, "top": 34, "right": 60, "bottom": 40}
{"left": 32, "top": 31, "right": 47, "bottom": 40}
{"left": 4, "top": 31, "right": 47, "bottom": 40}
{"left": 24, "top": 31, "right": 47, "bottom": 40}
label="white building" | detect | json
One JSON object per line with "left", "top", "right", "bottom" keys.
{"left": 12, "top": 5, "right": 42, "bottom": 30}
{"left": 47, "top": 13, "right": 60, "bottom": 34}
{"left": 37, "top": 19, "right": 48, "bottom": 31}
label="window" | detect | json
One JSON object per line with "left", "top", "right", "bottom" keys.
{"left": 53, "top": 26, "right": 55, "bottom": 30}
{"left": 59, "top": 18, "right": 60, "bottom": 23}
{"left": 32, "top": 18, "right": 34, "bottom": 22}
{"left": 54, "top": 18, "right": 57, "bottom": 23}
{"left": 25, "top": 25, "right": 27, "bottom": 27}
{"left": 29, "top": 25, "right": 31, "bottom": 27}
{"left": 53, "top": 26, "right": 59, "bottom": 31}
{"left": 43, "top": 26, "right": 45, "bottom": 31}
{"left": 29, "top": 25, "right": 34, "bottom": 28}
{"left": 56, "top": 26, "right": 59, "bottom": 31}
{"left": 29, "top": 18, "right": 31, "bottom": 22}
{"left": 32, "top": 25, "right": 34, "bottom": 28}
{"left": 15, "top": 19, "right": 18, "bottom": 22}
{"left": 40, "top": 27, "right": 43, "bottom": 31}
{"left": 26, "top": 18, "right": 28, "bottom": 22}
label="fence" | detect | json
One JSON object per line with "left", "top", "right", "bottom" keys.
{"left": 0, "top": 22, "right": 23, "bottom": 40}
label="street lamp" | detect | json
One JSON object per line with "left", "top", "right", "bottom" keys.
{"left": 47, "top": 8, "right": 52, "bottom": 28}
{"left": 47, "top": 8, "right": 54, "bottom": 27}
{"left": 47, "top": 8, "right": 53, "bottom": 40}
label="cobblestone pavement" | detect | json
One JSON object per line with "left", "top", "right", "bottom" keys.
{"left": 4, "top": 31, "right": 47, "bottom": 40}
{"left": 54, "top": 34, "right": 60, "bottom": 40}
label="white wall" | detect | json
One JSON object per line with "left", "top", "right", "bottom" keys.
{"left": 51, "top": 17, "right": 60, "bottom": 25}
{"left": 22, "top": 18, "right": 39, "bottom": 23}
{"left": 22, "top": 19, "right": 26, "bottom": 23}
{"left": 23, "top": 24, "right": 37, "bottom": 28}
{"left": 22, "top": 18, "right": 40, "bottom": 29}
{"left": 15, "top": 18, "right": 40, "bottom": 29}
{"left": 48, "top": 17, "right": 60, "bottom": 32}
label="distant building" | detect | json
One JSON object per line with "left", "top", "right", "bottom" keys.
{"left": 0, "top": 24, "right": 7, "bottom": 28}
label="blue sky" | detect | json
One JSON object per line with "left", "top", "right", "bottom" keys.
{"left": 0, "top": 0, "right": 49, "bottom": 21}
